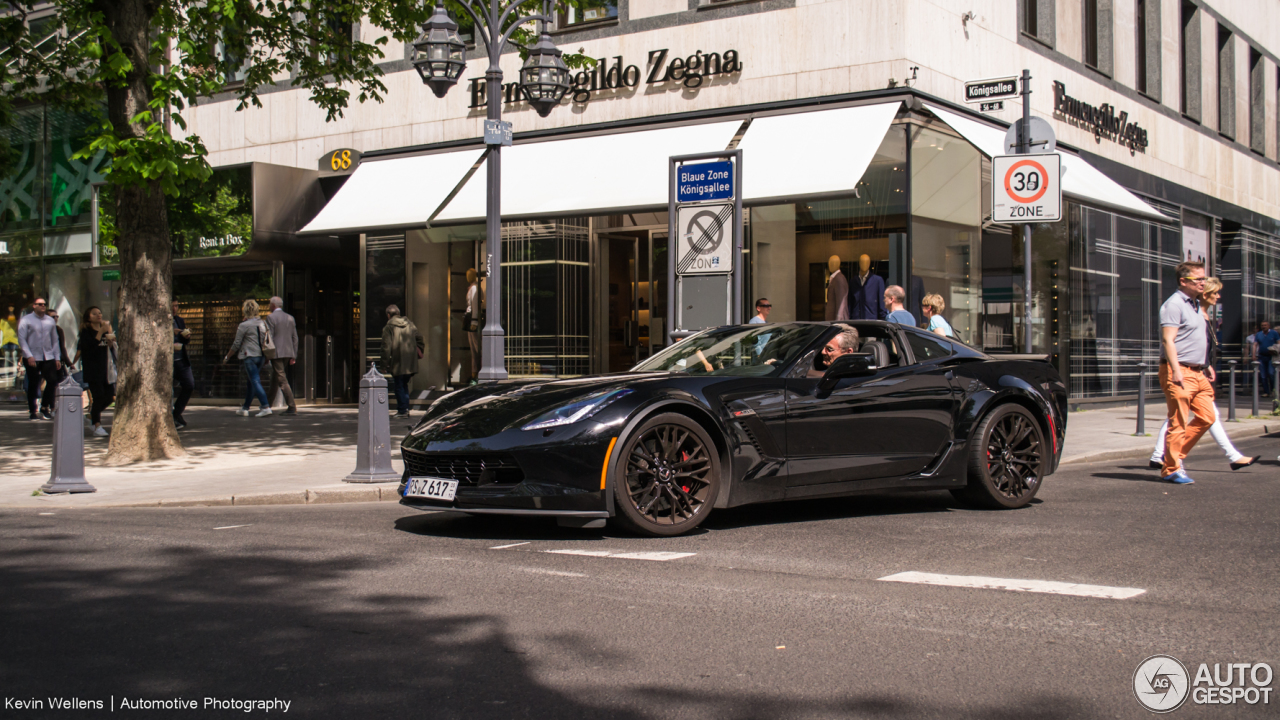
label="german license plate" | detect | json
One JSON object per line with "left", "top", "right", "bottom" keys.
{"left": 406, "top": 477, "right": 459, "bottom": 502}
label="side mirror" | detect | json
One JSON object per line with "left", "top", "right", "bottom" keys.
{"left": 817, "top": 352, "right": 877, "bottom": 396}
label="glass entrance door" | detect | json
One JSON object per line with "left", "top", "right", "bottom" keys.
{"left": 604, "top": 231, "right": 668, "bottom": 373}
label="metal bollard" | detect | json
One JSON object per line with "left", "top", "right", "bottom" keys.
{"left": 1252, "top": 361, "right": 1260, "bottom": 418}
{"left": 1134, "top": 362, "right": 1148, "bottom": 436}
{"left": 345, "top": 364, "right": 400, "bottom": 483}
{"left": 41, "top": 376, "right": 96, "bottom": 494}
{"left": 1227, "top": 360, "right": 1237, "bottom": 421}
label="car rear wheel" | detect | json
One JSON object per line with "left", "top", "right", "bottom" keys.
{"left": 612, "top": 413, "right": 720, "bottom": 537}
{"left": 953, "top": 404, "right": 1045, "bottom": 509}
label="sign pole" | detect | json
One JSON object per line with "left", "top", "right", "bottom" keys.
{"left": 1020, "top": 68, "right": 1034, "bottom": 354}
{"left": 732, "top": 149, "right": 743, "bottom": 324}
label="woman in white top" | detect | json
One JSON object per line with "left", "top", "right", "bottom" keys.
{"left": 224, "top": 299, "right": 272, "bottom": 417}
{"left": 920, "top": 293, "right": 954, "bottom": 337}
{"left": 465, "top": 268, "right": 481, "bottom": 385}
{"left": 1150, "top": 278, "right": 1258, "bottom": 470}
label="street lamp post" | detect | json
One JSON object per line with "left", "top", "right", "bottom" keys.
{"left": 412, "top": 0, "right": 570, "bottom": 381}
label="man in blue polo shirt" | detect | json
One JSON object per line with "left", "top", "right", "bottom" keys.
{"left": 1252, "top": 320, "right": 1278, "bottom": 396}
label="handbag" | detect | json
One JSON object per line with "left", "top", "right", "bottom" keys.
{"left": 106, "top": 347, "right": 118, "bottom": 385}
{"left": 259, "top": 320, "right": 277, "bottom": 360}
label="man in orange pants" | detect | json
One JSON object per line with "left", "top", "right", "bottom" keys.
{"left": 1159, "top": 260, "right": 1212, "bottom": 483}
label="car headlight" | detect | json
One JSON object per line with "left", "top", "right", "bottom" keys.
{"left": 521, "top": 388, "right": 634, "bottom": 431}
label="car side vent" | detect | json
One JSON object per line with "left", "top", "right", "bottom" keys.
{"left": 402, "top": 450, "right": 524, "bottom": 486}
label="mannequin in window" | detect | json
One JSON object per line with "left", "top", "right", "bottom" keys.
{"left": 848, "top": 253, "right": 886, "bottom": 320}
{"left": 465, "top": 268, "right": 482, "bottom": 386}
{"left": 825, "top": 255, "right": 849, "bottom": 321}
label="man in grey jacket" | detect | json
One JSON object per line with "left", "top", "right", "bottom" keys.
{"left": 265, "top": 296, "right": 299, "bottom": 416}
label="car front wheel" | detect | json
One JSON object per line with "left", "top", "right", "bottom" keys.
{"left": 612, "top": 413, "right": 720, "bottom": 537}
{"left": 953, "top": 403, "right": 1045, "bottom": 509}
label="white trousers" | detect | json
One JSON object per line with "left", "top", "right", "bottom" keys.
{"left": 1151, "top": 403, "right": 1244, "bottom": 464}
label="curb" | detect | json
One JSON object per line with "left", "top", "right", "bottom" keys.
{"left": 1061, "top": 422, "right": 1275, "bottom": 466}
{"left": 17, "top": 484, "right": 404, "bottom": 509}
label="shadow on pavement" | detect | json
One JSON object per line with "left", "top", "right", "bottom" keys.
{"left": 0, "top": 514, "right": 1099, "bottom": 720}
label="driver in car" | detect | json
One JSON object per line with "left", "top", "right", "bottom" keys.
{"left": 808, "top": 325, "right": 860, "bottom": 378}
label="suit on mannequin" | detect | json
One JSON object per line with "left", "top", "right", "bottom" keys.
{"left": 848, "top": 254, "right": 886, "bottom": 320}
{"left": 825, "top": 255, "right": 849, "bottom": 321}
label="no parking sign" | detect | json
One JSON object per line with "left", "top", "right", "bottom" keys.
{"left": 992, "top": 153, "right": 1062, "bottom": 223}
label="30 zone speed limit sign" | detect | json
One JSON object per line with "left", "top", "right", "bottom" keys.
{"left": 992, "top": 153, "right": 1061, "bottom": 223}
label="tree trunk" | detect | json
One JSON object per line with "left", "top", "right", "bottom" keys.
{"left": 102, "top": 0, "right": 185, "bottom": 464}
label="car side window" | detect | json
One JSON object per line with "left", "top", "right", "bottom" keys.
{"left": 906, "top": 332, "right": 953, "bottom": 363}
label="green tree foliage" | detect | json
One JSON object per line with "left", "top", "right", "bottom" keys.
{"left": 1, "top": 0, "right": 591, "bottom": 462}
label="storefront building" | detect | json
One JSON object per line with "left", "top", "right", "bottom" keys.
{"left": 8, "top": 0, "right": 1277, "bottom": 404}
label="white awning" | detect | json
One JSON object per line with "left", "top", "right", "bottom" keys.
{"left": 924, "top": 103, "right": 1169, "bottom": 221}
{"left": 433, "top": 121, "right": 741, "bottom": 223}
{"left": 736, "top": 102, "right": 902, "bottom": 203}
{"left": 299, "top": 149, "right": 485, "bottom": 235}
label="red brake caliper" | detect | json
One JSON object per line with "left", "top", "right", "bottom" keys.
{"left": 682, "top": 451, "right": 690, "bottom": 493}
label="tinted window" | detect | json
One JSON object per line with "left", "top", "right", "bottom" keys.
{"left": 907, "top": 331, "right": 953, "bottom": 362}
{"left": 633, "top": 324, "right": 827, "bottom": 378}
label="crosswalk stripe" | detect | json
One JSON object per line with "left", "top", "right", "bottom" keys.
{"left": 544, "top": 549, "right": 696, "bottom": 562}
{"left": 878, "top": 571, "right": 1145, "bottom": 599}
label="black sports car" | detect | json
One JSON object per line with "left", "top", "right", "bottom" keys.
{"left": 399, "top": 321, "right": 1068, "bottom": 536}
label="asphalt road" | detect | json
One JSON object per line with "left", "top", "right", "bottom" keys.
{"left": 2, "top": 436, "right": 1277, "bottom": 720}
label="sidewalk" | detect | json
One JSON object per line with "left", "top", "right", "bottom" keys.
{"left": 0, "top": 401, "right": 1275, "bottom": 510}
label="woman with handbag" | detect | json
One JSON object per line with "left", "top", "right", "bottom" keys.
{"left": 224, "top": 299, "right": 272, "bottom": 417}
{"left": 72, "top": 306, "right": 116, "bottom": 437}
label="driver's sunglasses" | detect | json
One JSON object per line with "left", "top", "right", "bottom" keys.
{"left": 1182, "top": 276, "right": 1206, "bottom": 283}
{"left": 757, "top": 304, "right": 772, "bottom": 309}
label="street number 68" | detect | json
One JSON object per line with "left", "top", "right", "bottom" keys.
{"left": 330, "top": 149, "right": 352, "bottom": 171}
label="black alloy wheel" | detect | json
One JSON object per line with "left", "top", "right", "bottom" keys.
{"left": 954, "top": 404, "right": 1045, "bottom": 509}
{"left": 612, "top": 413, "right": 720, "bottom": 537}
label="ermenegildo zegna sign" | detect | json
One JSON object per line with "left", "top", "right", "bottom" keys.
{"left": 469, "top": 48, "right": 743, "bottom": 108}
{"left": 1053, "top": 81, "right": 1150, "bottom": 154}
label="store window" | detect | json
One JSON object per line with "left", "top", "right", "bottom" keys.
{"left": 172, "top": 271, "right": 275, "bottom": 400}
{"left": 364, "top": 234, "right": 406, "bottom": 369}
{"left": 1068, "top": 203, "right": 1180, "bottom": 399}
{"left": 911, "top": 124, "right": 981, "bottom": 344}
{"left": 503, "top": 219, "right": 590, "bottom": 377}
{"left": 1218, "top": 226, "right": 1280, "bottom": 360}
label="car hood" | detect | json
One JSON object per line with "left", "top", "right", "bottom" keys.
{"left": 409, "top": 373, "right": 668, "bottom": 441}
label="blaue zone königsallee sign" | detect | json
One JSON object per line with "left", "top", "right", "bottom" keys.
{"left": 676, "top": 161, "right": 734, "bottom": 203}
{"left": 469, "top": 48, "right": 742, "bottom": 108}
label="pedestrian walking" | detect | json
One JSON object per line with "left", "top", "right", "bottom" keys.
{"left": 920, "top": 293, "right": 954, "bottom": 337}
{"left": 465, "top": 269, "right": 481, "bottom": 385}
{"left": 17, "top": 297, "right": 61, "bottom": 420}
{"left": 171, "top": 300, "right": 195, "bottom": 428}
{"left": 883, "top": 285, "right": 917, "bottom": 326}
{"left": 264, "top": 297, "right": 299, "bottom": 416}
{"left": 224, "top": 299, "right": 272, "bottom": 417}
{"left": 73, "top": 306, "right": 116, "bottom": 437}
{"left": 381, "top": 304, "right": 424, "bottom": 418}
{"left": 1149, "top": 278, "right": 1259, "bottom": 471}
{"left": 1251, "top": 320, "right": 1278, "bottom": 396}
{"left": 1157, "top": 260, "right": 1215, "bottom": 484}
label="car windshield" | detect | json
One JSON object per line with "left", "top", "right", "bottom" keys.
{"left": 633, "top": 324, "right": 827, "bottom": 377}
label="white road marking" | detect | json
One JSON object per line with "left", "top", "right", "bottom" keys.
{"left": 520, "top": 567, "right": 587, "bottom": 578}
{"left": 489, "top": 541, "right": 531, "bottom": 550}
{"left": 38, "top": 513, "right": 55, "bottom": 516}
{"left": 543, "top": 549, "right": 696, "bottom": 562}
{"left": 878, "top": 571, "right": 1145, "bottom": 600}
{"left": 212, "top": 525, "right": 252, "bottom": 530}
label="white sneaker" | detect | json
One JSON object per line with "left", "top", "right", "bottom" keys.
{"left": 255, "top": 407, "right": 273, "bottom": 417}
{"left": 235, "top": 408, "right": 250, "bottom": 417}
{"left": 93, "top": 425, "right": 108, "bottom": 437}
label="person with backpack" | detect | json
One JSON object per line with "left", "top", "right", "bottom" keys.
{"left": 381, "top": 305, "right": 424, "bottom": 418}
{"left": 224, "top": 299, "right": 271, "bottom": 417}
